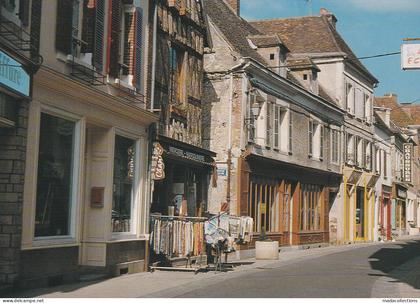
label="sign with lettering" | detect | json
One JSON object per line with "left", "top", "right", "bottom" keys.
{"left": 403, "top": 143, "right": 412, "bottom": 183}
{"left": 401, "top": 44, "right": 420, "bottom": 70}
{"left": 0, "top": 51, "right": 30, "bottom": 97}
{"left": 217, "top": 168, "right": 227, "bottom": 177}
{"left": 168, "top": 146, "right": 206, "bottom": 162}
{"left": 151, "top": 142, "right": 165, "bottom": 180}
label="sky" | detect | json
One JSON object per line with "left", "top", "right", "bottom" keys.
{"left": 241, "top": 0, "right": 420, "bottom": 104}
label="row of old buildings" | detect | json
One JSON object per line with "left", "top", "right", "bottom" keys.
{"left": 0, "top": 0, "right": 419, "bottom": 291}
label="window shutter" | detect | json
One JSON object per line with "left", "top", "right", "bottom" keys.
{"left": 55, "top": 0, "right": 74, "bottom": 54}
{"left": 288, "top": 110, "right": 292, "bottom": 153}
{"left": 107, "top": 0, "right": 121, "bottom": 78}
{"left": 81, "top": 0, "right": 95, "bottom": 54}
{"left": 134, "top": 7, "right": 143, "bottom": 90}
{"left": 266, "top": 103, "right": 272, "bottom": 147}
{"left": 93, "top": 0, "right": 105, "bottom": 71}
{"left": 320, "top": 125, "right": 324, "bottom": 160}
{"left": 19, "top": 0, "right": 30, "bottom": 26}
{"left": 123, "top": 12, "right": 135, "bottom": 76}
{"left": 308, "top": 120, "right": 313, "bottom": 157}
{"left": 30, "top": 0, "right": 42, "bottom": 60}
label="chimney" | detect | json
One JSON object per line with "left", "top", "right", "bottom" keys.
{"left": 320, "top": 8, "right": 337, "bottom": 29}
{"left": 225, "top": 0, "right": 240, "bottom": 16}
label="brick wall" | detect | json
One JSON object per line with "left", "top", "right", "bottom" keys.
{"left": 0, "top": 100, "right": 28, "bottom": 289}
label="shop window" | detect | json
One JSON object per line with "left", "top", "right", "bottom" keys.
{"left": 330, "top": 129, "right": 340, "bottom": 164}
{"left": 299, "top": 184, "right": 322, "bottom": 231}
{"left": 112, "top": 135, "right": 136, "bottom": 233}
{"left": 248, "top": 178, "right": 280, "bottom": 233}
{"left": 34, "top": 113, "right": 76, "bottom": 237}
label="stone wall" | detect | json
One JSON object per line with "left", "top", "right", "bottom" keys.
{"left": 0, "top": 100, "right": 28, "bottom": 289}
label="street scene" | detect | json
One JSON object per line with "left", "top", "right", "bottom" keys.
{"left": 0, "top": 0, "right": 419, "bottom": 300}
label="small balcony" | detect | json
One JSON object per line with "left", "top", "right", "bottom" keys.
{"left": 0, "top": 7, "right": 42, "bottom": 69}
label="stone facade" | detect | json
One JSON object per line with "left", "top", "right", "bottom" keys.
{"left": 0, "top": 100, "right": 28, "bottom": 289}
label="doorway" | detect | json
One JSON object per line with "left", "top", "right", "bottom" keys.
{"left": 355, "top": 187, "right": 365, "bottom": 240}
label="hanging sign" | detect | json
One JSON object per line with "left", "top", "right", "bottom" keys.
{"left": 401, "top": 44, "right": 420, "bottom": 70}
{"left": 0, "top": 51, "right": 30, "bottom": 97}
{"left": 151, "top": 142, "right": 165, "bottom": 180}
{"left": 403, "top": 143, "right": 412, "bottom": 183}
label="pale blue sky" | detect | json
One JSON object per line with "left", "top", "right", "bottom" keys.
{"left": 241, "top": 0, "right": 420, "bottom": 103}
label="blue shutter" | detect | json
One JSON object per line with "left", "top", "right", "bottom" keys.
{"left": 93, "top": 0, "right": 105, "bottom": 71}
{"left": 134, "top": 7, "right": 143, "bottom": 90}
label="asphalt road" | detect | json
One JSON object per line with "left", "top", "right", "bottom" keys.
{"left": 176, "top": 239, "right": 420, "bottom": 298}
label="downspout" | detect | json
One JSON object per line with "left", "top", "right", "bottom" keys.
{"left": 150, "top": 2, "right": 158, "bottom": 111}
{"left": 226, "top": 74, "right": 233, "bottom": 210}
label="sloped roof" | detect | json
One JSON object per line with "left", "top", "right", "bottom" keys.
{"left": 203, "top": 0, "right": 266, "bottom": 64}
{"left": 247, "top": 34, "right": 284, "bottom": 48}
{"left": 250, "top": 15, "right": 378, "bottom": 84}
{"left": 374, "top": 95, "right": 414, "bottom": 127}
{"left": 287, "top": 56, "right": 320, "bottom": 71}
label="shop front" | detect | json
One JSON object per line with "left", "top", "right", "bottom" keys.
{"left": 379, "top": 185, "right": 392, "bottom": 240}
{"left": 150, "top": 135, "right": 216, "bottom": 217}
{"left": 20, "top": 67, "right": 157, "bottom": 288}
{"left": 343, "top": 169, "right": 378, "bottom": 242}
{"left": 393, "top": 183, "right": 408, "bottom": 236}
{"left": 237, "top": 154, "right": 341, "bottom": 249}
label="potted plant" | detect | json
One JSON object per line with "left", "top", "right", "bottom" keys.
{"left": 255, "top": 229, "right": 279, "bottom": 260}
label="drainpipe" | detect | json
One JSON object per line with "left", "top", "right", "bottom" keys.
{"left": 226, "top": 74, "right": 234, "bottom": 210}
{"left": 150, "top": 2, "right": 158, "bottom": 111}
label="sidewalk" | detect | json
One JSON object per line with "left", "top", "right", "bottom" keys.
{"left": 9, "top": 237, "right": 420, "bottom": 298}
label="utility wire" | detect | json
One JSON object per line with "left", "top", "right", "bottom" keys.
{"left": 267, "top": 51, "right": 401, "bottom": 69}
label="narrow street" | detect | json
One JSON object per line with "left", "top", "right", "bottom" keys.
{"left": 153, "top": 238, "right": 420, "bottom": 298}
{"left": 15, "top": 237, "right": 420, "bottom": 298}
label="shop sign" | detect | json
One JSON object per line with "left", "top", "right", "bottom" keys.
{"left": 169, "top": 146, "right": 206, "bottom": 163}
{"left": 151, "top": 142, "right": 165, "bottom": 180}
{"left": 403, "top": 143, "right": 412, "bottom": 183}
{"left": 0, "top": 51, "right": 30, "bottom": 97}
{"left": 402, "top": 44, "right": 420, "bottom": 70}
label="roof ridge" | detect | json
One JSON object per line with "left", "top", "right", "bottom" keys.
{"left": 248, "top": 15, "right": 321, "bottom": 23}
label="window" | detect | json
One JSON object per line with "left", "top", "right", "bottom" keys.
{"left": 331, "top": 129, "right": 340, "bottom": 164}
{"left": 355, "top": 88, "right": 364, "bottom": 119}
{"left": 303, "top": 74, "right": 308, "bottom": 81}
{"left": 346, "top": 134, "right": 355, "bottom": 165}
{"left": 300, "top": 184, "right": 323, "bottom": 231}
{"left": 346, "top": 82, "right": 355, "bottom": 114}
{"left": 266, "top": 103, "right": 288, "bottom": 151}
{"left": 308, "top": 120, "right": 323, "bottom": 159}
{"left": 376, "top": 148, "right": 381, "bottom": 175}
{"left": 248, "top": 178, "right": 280, "bottom": 233}
{"left": 169, "top": 46, "right": 186, "bottom": 104}
{"left": 269, "top": 53, "right": 275, "bottom": 60}
{"left": 365, "top": 142, "right": 372, "bottom": 170}
{"left": 384, "top": 151, "right": 388, "bottom": 179}
{"left": 112, "top": 135, "right": 136, "bottom": 233}
{"left": 35, "top": 113, "right": 76, "bottom": 237}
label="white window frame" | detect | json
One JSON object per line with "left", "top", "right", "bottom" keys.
{"left": 111, "top": 129, "right": 141, "bottom": 239}
{"left": 31, "top": 105, "right": 84, "bottom": 247}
